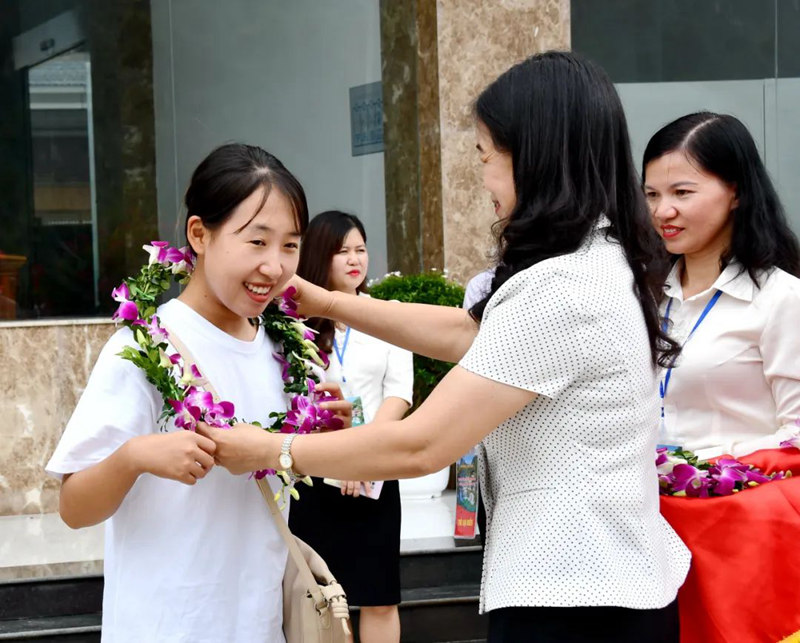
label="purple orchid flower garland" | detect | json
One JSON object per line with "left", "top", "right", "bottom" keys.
{"left": 111, "top": 241, "right": 343, "bottom": 500}
{"left": 656, "top": 447, "right": 793, "bottom": 498}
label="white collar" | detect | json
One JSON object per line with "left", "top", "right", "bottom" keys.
{"left": 663, "top": 259, "right": 757, "bottom": 303}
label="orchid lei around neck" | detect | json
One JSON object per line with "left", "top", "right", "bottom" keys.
{"left": 111, "top": 241, "right": 343, "bottom": 500}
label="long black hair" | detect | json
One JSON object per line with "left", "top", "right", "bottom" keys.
{"left": 298, "top": 210, "right": 368, "bottom": 353}
{"left": 642, "top": 112, "right": 800, "bottom": 281}
{"left": 471, "top": 51, "right": 676, "bottom": 367}
{"left": 184, "top": 143, "right": 308, "bottom": 248}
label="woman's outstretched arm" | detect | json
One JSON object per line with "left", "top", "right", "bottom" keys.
{"left": 198, "top": 366, "right": 535, "bottom": 481}
{"left": 287, "top": 276, "right": 480, "bottom": 363}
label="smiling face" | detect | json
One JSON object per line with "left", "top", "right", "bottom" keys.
{"left": 644, "top": 151, "right": 738, "bottom": 261}
{"left": 476, "top": 120, "right": 516, "bottom": 219}
{"left": 182, "top": 186, "right": 301, "bottom": 335}
{"left": 328, "top": 227, "right": 368, "bottom": 295}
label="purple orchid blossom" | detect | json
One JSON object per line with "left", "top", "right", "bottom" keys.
{"left": 708, "top": 459, "right": 749, "bottom": 495}
{"left": 780, "top": 434, "right": 800, "bottom": 450}
{"left": 111, "top": 283, "right": 139, "bottom": 322}
{"left": 134, "top": 315, "right": 169, "bottom": 345}
{"left": 169, "top": 397, "right": 202, "bottom": 430}
{"left": 180, "top": 363, "right": 205, "bottom": 388}
{"left": 143, "top": 241, "right": 186, "bottom": 267}
{"left": 671, "top": 463, "right": 713, "bottom": 497}
{"left": 170, "top": 246, "right": 195, "bottom": 275}
{"left": 273, "top": 352, "right": 292, "bottom": 381}
{"left": 278, "top": 286, "right": 301, "bottom": 319}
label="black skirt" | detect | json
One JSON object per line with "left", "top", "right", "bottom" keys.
{"left": 488, "top": 600, "right": 680, "bottom": 643}
{"left": 288, "top": 477, "right": 401, "bottom": 606}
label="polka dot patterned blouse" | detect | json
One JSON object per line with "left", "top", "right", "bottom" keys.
{"left": 460, "top": 216, "right": 691, "bottom": 614}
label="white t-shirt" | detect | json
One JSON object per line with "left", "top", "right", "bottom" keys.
{"left": 660, "top": 260, "right": 800, "bottom": 460}
{"left": 460, "top": 217, "right": 690, "bottom": 613}
{"left": 46, "top": 299, "right": 289, "bottom": 643}
{"left": 328, "top": 295, "right": 413, "bottom": 422}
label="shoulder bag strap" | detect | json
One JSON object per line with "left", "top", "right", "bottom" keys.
{"left": 162, "top": 324, "right": 329, "bottom": 609}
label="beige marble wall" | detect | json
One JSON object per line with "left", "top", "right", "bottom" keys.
{"left": 0, "top": 320, "right": 116, "bottom": 516}
{"left": 437, "top": 0, "right": 571, "bottom": 284}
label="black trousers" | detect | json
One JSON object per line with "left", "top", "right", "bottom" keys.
{"left": 487, "top": 599, "right": 679, "bottom": 643}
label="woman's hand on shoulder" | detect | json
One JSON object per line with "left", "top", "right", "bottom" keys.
{"left": 125, "top": 431, "right": 216, "bottom": 485}
{"left": 279, "top": 275, "right": 336, "bottom": 320}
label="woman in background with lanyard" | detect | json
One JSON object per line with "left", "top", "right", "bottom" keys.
{"left": 644, "top": 111, "right": 800, "bottom": 460}
{"left": 288, "top": 210, "right": 413, "bottom": 643}
{"left": 644, "top": 112, "right": 800, "bottom": 641}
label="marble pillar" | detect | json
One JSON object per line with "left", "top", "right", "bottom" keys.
{"left": 380, "top": 0, "right": 444, "bottom": 275}
{"left": 380, "top": 0, "right": 571, "bottom": 284}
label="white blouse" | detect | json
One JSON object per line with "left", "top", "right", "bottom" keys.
{"left": 460, "top": 217, "right": 690, "bottom": 613}
{"left": 660, "top": 261, "right": 800, "bottom": 460}
{"left": 326, "top": 295, "right": 413, "bottom": 422}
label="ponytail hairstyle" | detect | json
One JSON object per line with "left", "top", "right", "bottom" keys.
{"left": 184, "top": 143, "right": 308, "bottom": 248}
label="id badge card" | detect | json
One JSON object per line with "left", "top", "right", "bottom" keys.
{"left": 324, "top": 395, "right": 382, "bottom": 498}
{"left": 348, "top": 395, "right": 365, "bottom": 427}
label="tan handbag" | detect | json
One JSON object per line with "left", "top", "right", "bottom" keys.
{"left": 165, "top": 328, "right": 351, "bottom": 642}
{"left": 256, "top": 479, "right": 351, "bottom": 643}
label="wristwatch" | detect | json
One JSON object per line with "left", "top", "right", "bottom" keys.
{"left": 279, "top": 433, "right": 298, "bottom": 476}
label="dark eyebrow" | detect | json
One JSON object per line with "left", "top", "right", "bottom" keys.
{"left": 643, "top": 181, "right": 699, "bottom": 191}
{"left": 236, "top": 222, "right": 301, "bottom": 237}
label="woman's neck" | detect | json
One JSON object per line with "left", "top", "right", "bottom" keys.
{"left": 681, "top": 251, "right": 723, "bottom": 299}
{"left": 177, "top": 282, "right": 256, "bottom": 341}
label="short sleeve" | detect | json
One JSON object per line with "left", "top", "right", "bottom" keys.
{"left": 460, "top": 265, "right": 590, "bottom": 399}
{"left": 45, "top": 328, "right": 161, "bottom": 479}
{"left": 382, "top": 342, "right": 413, "bottom": 406}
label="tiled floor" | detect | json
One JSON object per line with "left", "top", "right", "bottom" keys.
{"left": 0, "top": 490, "right": 465, "bottom": 580}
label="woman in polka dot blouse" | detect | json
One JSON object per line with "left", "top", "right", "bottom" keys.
{"left": 201, "top": 51, "right": 691, "bottom": 643}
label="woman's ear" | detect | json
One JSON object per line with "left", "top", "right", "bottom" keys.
{"left": 186, "top": 215, "right": 208, "bottom": 255}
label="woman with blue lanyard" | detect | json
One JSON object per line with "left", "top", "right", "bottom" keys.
{"left": 643, "top": 112, "right": 800, "bottom": 460}
{"left": 644, "top": 112, "right": 800, "bottom": 642}
{"left": 287, "top": 210, "right": 413, "bottom": 643}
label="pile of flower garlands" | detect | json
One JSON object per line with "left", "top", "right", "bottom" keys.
{"left": 111, "top": 241, "right": 343, "bottom": 499}
{"left": 656, "top": 446, "right": 793, "bottom": 498}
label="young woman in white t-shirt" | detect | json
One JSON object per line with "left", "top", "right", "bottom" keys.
{"left": 200, "top": 52, "right": 690, "bottom": 642}
{"left": 289, "top": 210, "right": 413, "bottom": 643}
{"left": 46, "top": 144, "right": 348, "bottom": 642}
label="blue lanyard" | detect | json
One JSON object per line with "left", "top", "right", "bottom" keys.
{"left": 660, "top": 289, "right": 723, "bottom": 407}
{"left": 332, "top": 326, "right": 351, "bottom": 383}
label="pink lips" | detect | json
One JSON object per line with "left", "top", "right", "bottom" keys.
{"left": 661, "top": 226, "right": 683, "bottom": 239}
{"left": 244, "top": 283, "right": 272, "bottom": 303}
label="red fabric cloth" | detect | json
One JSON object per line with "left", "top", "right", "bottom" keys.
{"left": 660, "top": 448, "right": 800, "bottom": 643}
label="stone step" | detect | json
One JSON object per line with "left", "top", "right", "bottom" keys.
{"left": 0, "top": 542, "right": 486, "bottom": 642}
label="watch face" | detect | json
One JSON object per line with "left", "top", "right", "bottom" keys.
{"left": 279, "top": 453, "right": 292, "bottom": 470}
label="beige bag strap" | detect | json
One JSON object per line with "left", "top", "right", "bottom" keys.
{"left": 163, "top": 325, "right": 329, "bottom": 610}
